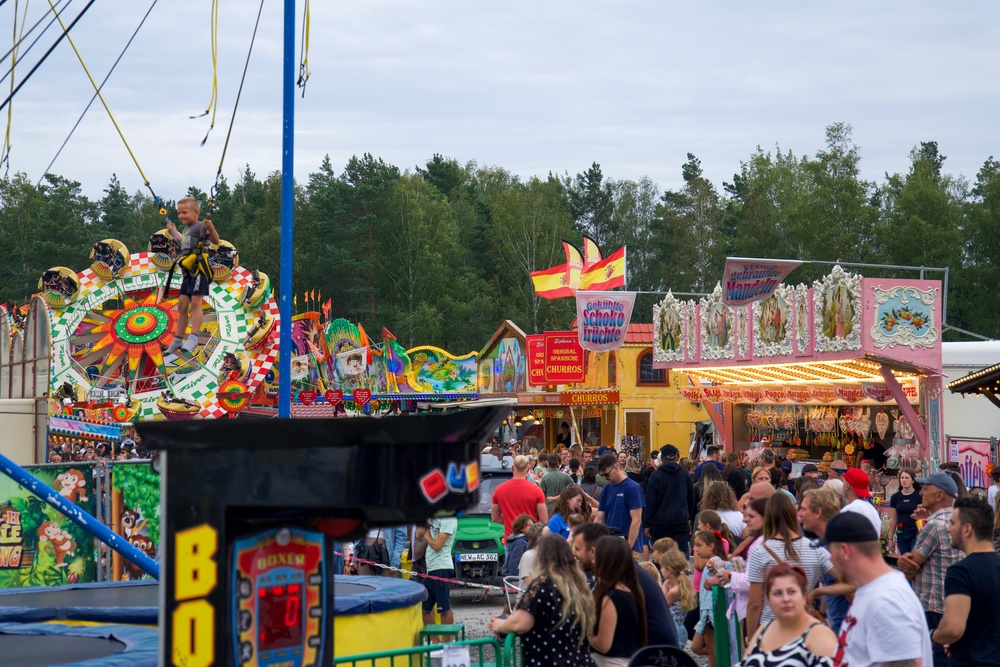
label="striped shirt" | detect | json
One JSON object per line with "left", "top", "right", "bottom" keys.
{"left": 747, "top": 537, "right": 833, "bottom": 624}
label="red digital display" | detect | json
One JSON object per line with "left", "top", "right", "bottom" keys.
{"left": 258, "top": 584, "right": 303, "bottom": 651}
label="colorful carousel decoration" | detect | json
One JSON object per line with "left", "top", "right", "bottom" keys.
{"left": 43, "top": 237, "right": 279, "bottom": 420}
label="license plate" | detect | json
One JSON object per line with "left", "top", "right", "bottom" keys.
{"left": 457, "top": 552, "right": 498, "bottom": 562}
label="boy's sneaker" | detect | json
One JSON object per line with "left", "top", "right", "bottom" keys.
{"left": 182, "top": 334, "right": 198, "bottom": 352}
{"left": 165, "top": 337, "right": 183, "bottom": 354}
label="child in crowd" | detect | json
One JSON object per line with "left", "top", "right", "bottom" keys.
{"left": 691, "top": 530, "right": 727, "bottom": 667}
{"left": 651, "top": 537, "right": 679, "bottom": 566}
{"left": 565, "top": 512, "right": 586, "bottom": 541}
{"left": 638, "top": 560, "right": 661, "bottom": 585}
{"left": 695, "top": 510, "right": 735, "bottom": 556}
{"left": 660, "top": 549, "right": 697, "bottom": 646}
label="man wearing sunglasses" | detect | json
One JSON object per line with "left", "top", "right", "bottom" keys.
{"left": 595, "top": 453, "right": 645, "bottom": 555}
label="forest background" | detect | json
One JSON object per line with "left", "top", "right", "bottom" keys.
{"left": 2, "top": 123, "right": 998, "bottom": 353}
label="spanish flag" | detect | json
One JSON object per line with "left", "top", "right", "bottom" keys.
{"left": 579, "top": 246, "right": 626, "bottom": 290}
{"left": 530, "top": 263, "right": 573, "bottom": 299}
{"left": 582, "top": 235, "right": 603, "bottom": 269}
{"left": 564, "top": 241, "right": 583, "bottom": 290}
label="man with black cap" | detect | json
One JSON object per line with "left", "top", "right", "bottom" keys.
{"left": 823, "top": 512, "right": 932, "bottom": 667}
{"left": 643, "top": 444, "right": 696, "bottom": 554}
{"left": 899, "top": 471, "right": 962, "bottom": 667}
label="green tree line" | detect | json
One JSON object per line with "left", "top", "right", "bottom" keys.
{"left": 1, "top": 122, "right": 996, "bottom": 353}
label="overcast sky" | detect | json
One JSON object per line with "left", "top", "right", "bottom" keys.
{"left": 3, "top": 1, "right": 1000, "bottom": 201}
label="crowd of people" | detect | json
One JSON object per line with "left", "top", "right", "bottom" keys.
{"left": 348, "top": 433, "right": 1000, "bottom": 667}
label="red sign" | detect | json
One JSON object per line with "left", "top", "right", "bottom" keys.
{"left": 809, "top": 386, "right": 837, "bottom": 403}
{"left": 834, "top": 385, "right": 865, "bottom": 403}
{"left": 353, "top": 389, "right": 371, "bottom": 405}
{"left": 526, "top": 335, "right": 547, "bottom": 386}
{"left": 680, "top": 387, "right": 703, "bottom": 402}
{"left": 719, "top": 387, "right": 743, "bottom": 403}
{"left": 741, "top": 387, "right": 763, "bottom": 403}
{"left": 702, "top": 386, "right": 723, "bottom": 402}
{"left": 543, "top": 332, "right": 585, "bottom": 384}
{"left": 299, "top": 390, "right": 316, "bottom": 405}
{"left": 325, "top": 389, "right": 343, "bottom": 405}
{"left": 561, "top": 390, "right": 619, "bottom": 405}
{"left": 785, "top": 387, "right": 812, "bottom": 403}
{"left": 761, "top": 387, "right": 787, "bottom": 403}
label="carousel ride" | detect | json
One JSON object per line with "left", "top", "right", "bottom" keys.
{"left": 38, "top": 235, "right": 279, "bottom": 421}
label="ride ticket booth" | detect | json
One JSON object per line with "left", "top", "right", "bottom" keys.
{"left": 137, "top": 405, "right": 507, "bottom": 667}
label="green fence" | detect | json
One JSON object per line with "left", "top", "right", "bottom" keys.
{"left": 712, "top": 585, "right": 743, "bottom": 667}
{"left": 334, "top": 637, "right": 504, "bottom": 667}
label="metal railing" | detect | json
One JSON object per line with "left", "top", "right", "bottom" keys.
{"left": 334, "top": 637, "right": 504, "bottom": 667}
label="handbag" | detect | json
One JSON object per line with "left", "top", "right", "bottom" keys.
{"left": 760, "top": 540, "right": 829, "bottom": 627}
{"left": 356, "top": 529, "right": 392, "bottom": 570}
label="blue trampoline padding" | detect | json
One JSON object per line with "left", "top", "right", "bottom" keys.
{"left": 0, "top": 622, "right": 158, "bottom": 667}
{"left": 332, "top": 575, "right": 427, "bottom": 615}
{"left": 0, "top": 580, "right": 158, "bottom": 624}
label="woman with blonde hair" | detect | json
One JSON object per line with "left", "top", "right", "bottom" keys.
{"left": 490, "top": 534, "right": 597, "bottom": 666}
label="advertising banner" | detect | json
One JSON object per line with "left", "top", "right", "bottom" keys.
{"left": 526, "top": 335, "right": 546, "bottom": 386}
{"left": 576, "top": 291, "right": 636, "bottom": 352}
{"left": 543, "top": 332, "right": 586, "bottom": 384}
{"left": 722, "top": 258, "right": 803, "bottom": 306}
{"left": 0, "top": 464, "right": 98, "bottom": 588}
{"left": 949, "top": 438, "right": 991, "bottom": 490}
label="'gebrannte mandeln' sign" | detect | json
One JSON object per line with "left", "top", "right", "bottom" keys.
{"left": 722, "top": 258, "right": 803, "bottom": 306}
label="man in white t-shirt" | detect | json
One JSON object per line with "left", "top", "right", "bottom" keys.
{"left": 823, "top": 512, "right": 932, "bottom": 667}
{"left": 841, "top": 468, "right": 883, "bottom": 537}
{"left": 988, "top": 467, "right": 1000, "bottom": 511}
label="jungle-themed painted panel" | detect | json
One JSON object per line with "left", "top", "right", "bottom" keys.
{"left": 111, "top": 462, "right": 160, "bottom": 581}
{"left": 407, "top": 346, "right": 477, "bottom": 394}
{"left": 0, "top": 464, "right": 98, "bottom": 588}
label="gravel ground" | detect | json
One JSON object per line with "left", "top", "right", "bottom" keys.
{"left": 449, "top": 585, "right": 708, "bottom": 666}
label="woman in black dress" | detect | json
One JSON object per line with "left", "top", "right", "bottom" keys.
{"left": 490, "top": 534, "right": 596, "bottom": 667}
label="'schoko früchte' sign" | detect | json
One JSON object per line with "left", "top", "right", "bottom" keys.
{"left": 576, "top": 291, "right": 636, "bottom": 352}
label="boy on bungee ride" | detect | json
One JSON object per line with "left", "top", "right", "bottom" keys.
{"left": 164, "top": 197, "right": 220, "bottom": 354}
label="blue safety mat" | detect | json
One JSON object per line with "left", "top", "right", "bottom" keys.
{"left": 0, "top": 580, "right": 158, "bottom": 624}
{"left": 0, "top": 622, "right": 158, "bottom": 667}
{"left": 333, "top": 574, "right": 427, "bottom": 614}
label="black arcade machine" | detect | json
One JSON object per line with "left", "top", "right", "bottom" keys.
{"left": 137, "top": 405, "right": 507, "bottom": 667}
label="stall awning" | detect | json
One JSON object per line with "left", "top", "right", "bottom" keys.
{"left": 947, "top": 362, "right": 1000, "bottom": 408}
{"left": 687, "top": 358, "right": 921, "bottom": 386}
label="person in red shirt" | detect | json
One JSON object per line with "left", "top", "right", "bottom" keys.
{"left": 492, "top": 455, "right": 548, "bottom": 538}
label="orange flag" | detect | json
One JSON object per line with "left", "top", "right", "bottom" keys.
{"left": 582, "top": 236, "right": 603, "bottom": 269}
{"left": 530, "top": 263, "right": 572, "bottom": 299}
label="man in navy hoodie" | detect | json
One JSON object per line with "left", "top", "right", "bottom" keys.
{"left": 644, "top": 444, "right": 696, "bottom": 555}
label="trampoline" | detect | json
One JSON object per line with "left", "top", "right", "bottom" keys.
{"left": 0, "top": 622, "right": 157, "bottom": 667}
{"left": 0, "top": 580, "right": 158, "bottom": 624}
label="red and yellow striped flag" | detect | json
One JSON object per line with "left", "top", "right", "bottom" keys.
{"left": 530, "top": 263, "right": 572, "bottom": 299}
{"left": 579, "top": 246, "right": 626, "bottom": 290}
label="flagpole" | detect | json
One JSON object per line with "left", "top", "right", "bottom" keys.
{"left": 277, "top": 0, "right": 295, "bottom": 419}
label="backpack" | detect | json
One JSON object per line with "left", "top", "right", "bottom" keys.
{"left": 355, "top": 529, "right": 391, "bottom": 569}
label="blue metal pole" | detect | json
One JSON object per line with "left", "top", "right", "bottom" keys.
{"left": 0, "top": 453, "right": 159, "bottom": 579}
{"left": 278, "top": 0, "right": 295, "bottom": 418}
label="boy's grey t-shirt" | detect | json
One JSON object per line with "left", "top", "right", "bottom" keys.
{"left": 180, "top": 221, "right": 205, "bottom": 252}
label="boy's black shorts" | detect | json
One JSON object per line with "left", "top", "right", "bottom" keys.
{"left": 179, "top": 270, "right": 210, "bottom": 297}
